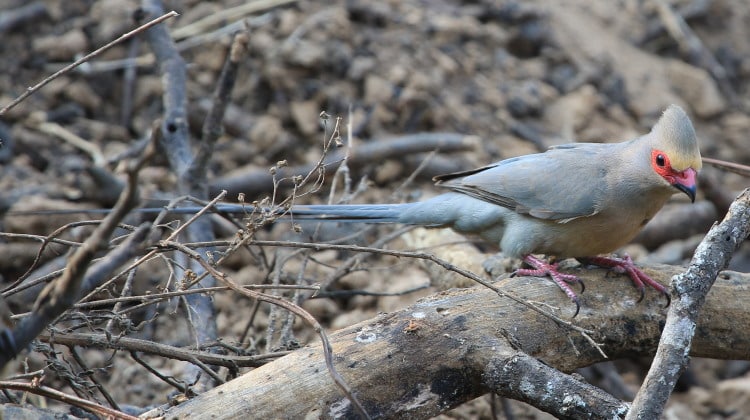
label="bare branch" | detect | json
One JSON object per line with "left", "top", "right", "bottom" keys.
{"left": 484, "top": 353, "right": 629, "bottom": 419}
{"left": 702, "top": 156, "right": 750, "bottom": 177}
{"left": 140, "top": 0, "right": 225, "bottom": 391}
{"left": 154, "top": 263, "right": 750, "bottom": 419}
{"left": 0, "top": 380, "right": 138, "bottom": 420}
{"left": 39, "top": 332, "right": 288, "bottom": 368}
{"left": 627, "top": 188, "right": 750, "bottom": 419}
{"left": 192, "top": 31, "right": 249, "bottom": 180}
{"left": 162, "top": 240, "right": 372, "bottom": 419}
{"left": 140, "top": 2, "right": 192, "bottom": 175}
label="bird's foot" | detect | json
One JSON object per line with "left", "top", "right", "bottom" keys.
{"left": 513, "top": 254, "right": 583, "bottom": 316}
{"left": 580, "top": 255, "right": 670, "bottom": 306}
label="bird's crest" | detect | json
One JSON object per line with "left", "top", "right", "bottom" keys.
{"left": 652, "top": 105, "right": 702, "bottom": 172}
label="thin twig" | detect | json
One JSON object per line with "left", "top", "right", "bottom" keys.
{"left": 170, "top": 0, "right": 297, "bottom": 40}
{"left": 702, "top": 156, "right": 750, "bottom": 177}
{"left": 106, "top": 269, "right": 137, "bottom": 334}
{"left": 164, "top": 192, "right": 228, "bottom": 242}
{"left": 39, "top": 332, "right": 289, "bottom": 368}
{"left": 0, "top": 221, "right": 137, "bottom": 295}
{"left": 120, "top": 36, "right": 141, "bottom": 127}
{"left": 0, "top": 136, "right": 155, "bottom": 368}
{"left": 0, "top": 11, "right": 179, "bottom": 115}
{"left": 68, "top": 346, "right": 121, "bottom": 410}
{"left": 34, "top": 121, "right": 105, "bottom": 166}
{"left": 194, "top": 29, "right": 248, "bottom": 177}
{"left": 71, "top": 284, "right": 320, "bottom": 310}
{"left": 245, "top": 239, "right": 594, "bottom": 334}
{"left": 162, "top": 240, "right": 372, "bottom": 420}
{"left": 72, "top": 192, "right": 228, "bottom": 308}
{"left": 0, "top": 380, "right": 138, "bottom": 420}
{"left": 130, "top": 351, "right": 189, "bottom": 394}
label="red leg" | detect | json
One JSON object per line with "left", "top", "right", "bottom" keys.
{"left": 580, "top": 255, "right": 669, "bottom": 305}
{"left": 513, "top": 255, "right": 583, "bottom": 316}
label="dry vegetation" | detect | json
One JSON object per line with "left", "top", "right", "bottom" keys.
{"left": 0, "top": 0, "right": 749, "bottom": 418}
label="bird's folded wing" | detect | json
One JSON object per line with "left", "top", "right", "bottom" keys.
{"left": 435, "top": 143, "right": 608, "bottom": 221}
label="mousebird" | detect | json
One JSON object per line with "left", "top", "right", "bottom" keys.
{"left": 15, "top": 105, "right": 702, "bottom": 314}
{"left": 279, "top": 105, "right": 701, "bottom": 312}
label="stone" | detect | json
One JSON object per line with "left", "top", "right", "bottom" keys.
{"left": 667, "top": 59, "right": 727, "bottom": 118}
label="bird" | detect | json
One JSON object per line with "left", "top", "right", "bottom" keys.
{"left": 276, "top": 104, "right": 702, "bottom": 313}
{"left": 14, "top": 105, "right": 702, "bottom": 314}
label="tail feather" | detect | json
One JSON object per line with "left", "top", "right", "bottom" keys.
{"left": 285, "top": 204, "right": 411, "bottom": 223}
{"left": 137, "top": 203, "right": 412, "bottom": 223}
{"left": 6, "top": 203, "right": 414, "bottom": 223}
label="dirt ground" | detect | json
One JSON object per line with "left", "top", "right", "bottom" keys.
{"left": 1, "top": 0, "right": 749, "bottom": 418}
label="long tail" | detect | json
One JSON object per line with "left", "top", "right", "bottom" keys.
{"left": 8, "top": 203, "right": 415, "bottom": 224}
{"left": 135, "top": 203, "right": 413, "bottom": 223}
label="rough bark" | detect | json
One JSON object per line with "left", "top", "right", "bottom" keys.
{"left": 627, "top": 189, "right": 750, "bottom": 419}
{"left": 152, "top": 264, "right": 750, "bottom": 419}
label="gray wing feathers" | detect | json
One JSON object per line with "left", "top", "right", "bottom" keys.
{"left": 436, "top": 143, "right": 611, "bottom": 221}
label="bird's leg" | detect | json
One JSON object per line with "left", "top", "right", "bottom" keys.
{"left": 579, "top": 255, "right": 670, "bottom": 306}
{"left": 513, "top": 254, "right": 583, "bottom": 316}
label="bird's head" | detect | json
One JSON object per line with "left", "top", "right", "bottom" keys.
{"left": 649, "top": 105, "right": 702, "bottom": 202}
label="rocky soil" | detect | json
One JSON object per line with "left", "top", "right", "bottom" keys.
{"left": 0, "top": 0, "right": 749, "bottom": 418}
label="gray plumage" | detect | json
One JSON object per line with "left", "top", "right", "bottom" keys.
{"left": 9, "top": 106, "right": 702, "bottom": 308}
{"left": 233, "top": 104, "right": 702, "bottom": 261}
{"left": 20, "top": 106, "right": 701, "bottom": 265}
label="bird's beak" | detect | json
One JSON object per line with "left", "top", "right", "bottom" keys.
{"left": 671, "top": 167, "right": 697, "bottom": 202}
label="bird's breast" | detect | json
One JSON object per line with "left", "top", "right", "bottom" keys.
{"left": 499, "top": 191, "right": 672, "bottom": 258}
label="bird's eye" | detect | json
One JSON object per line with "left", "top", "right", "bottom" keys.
{"left": 655, "top": 154, "right": 666, "bottom": 167}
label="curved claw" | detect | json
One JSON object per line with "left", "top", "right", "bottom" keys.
{"left": 578, "top": 278, "right": 585, "bottom": 294}
{"left": 662, "top": 290, "right": 671, "bottom": 308}
{"left": 636, "top": 286, "right": 646, "bottom": 303}
{"left": 583, "top": 255, "right": 670, "bottom": 304}
{"left": 572, "top": 298, "right": 580, "bottom": 318}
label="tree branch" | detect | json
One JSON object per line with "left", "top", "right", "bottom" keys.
{"left": 154, "top": 261, "right": 750, "bottom": 419}
{"left": 627, "top": 188, "right": 750, "bottom": 419}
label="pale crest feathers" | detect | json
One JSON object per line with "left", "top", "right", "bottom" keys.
{"left": 652, "top": 104, "right": 702, "bottom": 171}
